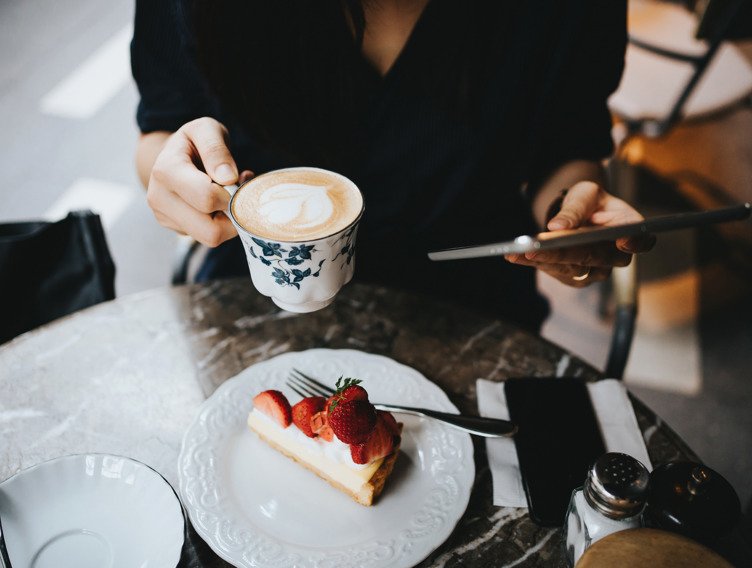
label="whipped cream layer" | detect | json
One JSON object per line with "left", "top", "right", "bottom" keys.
{"left": 232, "top": 169, "right": 362, "bottom": 241}
{"left": 247, "top": 409, "right": 385, "bottom": 496}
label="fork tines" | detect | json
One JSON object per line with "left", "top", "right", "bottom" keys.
{"left": 286, "top": 368, "right": 335, "bottom": 400}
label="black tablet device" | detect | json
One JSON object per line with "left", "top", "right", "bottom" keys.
{"left": 428, "top": 203, "right": 750, "bottom": 260}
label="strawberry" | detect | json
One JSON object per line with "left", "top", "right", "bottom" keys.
{"left": 292, "top": 396, "right": 326, "bottom": 438}
{"left": 377, "top": 410, "right": 401, "bottom": 436}
{"left": 326, "top": 377, "right": 368, "bottom": 414}
{"left": 328, "top": 399, "right": 377, "bottom": 445}
{"left": 350, "top": 413, "right": 400, "bottom": 465}
{"left": 310, "top": 410, "right": 334, "bottom": 442}
{"left": 253, "top": 390, "right": 292, "bottom": 428}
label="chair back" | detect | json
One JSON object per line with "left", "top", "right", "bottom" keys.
{"left": 609, "top": 0, "right": 752, "bottom": 137}
{"left": 0, "top": 210, "right": 116, "bottom": 344}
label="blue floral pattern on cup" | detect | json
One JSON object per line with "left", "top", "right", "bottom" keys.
{"left": 331, "top": 226, "right": 357, "bottom": 268}
{"left": 247, "top": 229, "right": 355, "bottom": 291}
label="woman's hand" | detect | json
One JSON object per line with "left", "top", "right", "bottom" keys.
{"left": 139, "top": 117, "right": 253, "bottom": 247}
{"left": 506, "top": 181, "right": 655, "bottom": 287}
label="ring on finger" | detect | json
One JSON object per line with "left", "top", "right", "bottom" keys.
{"left": 572, "top": 267, "right": 591, "bottom": 281}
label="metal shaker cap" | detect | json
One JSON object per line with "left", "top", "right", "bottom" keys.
{"left": 584, "top": 452, "right": 650, "bottom": 519}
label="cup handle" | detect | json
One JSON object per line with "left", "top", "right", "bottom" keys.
{"left": 222, "top": 183, "right": 239, "bottom": 197}
{"left": 221, "top": 184, "right": 239, "bottom": 216}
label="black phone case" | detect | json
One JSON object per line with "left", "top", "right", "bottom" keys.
{"left": 504, "top": 377, "right": 605, "bottom": 526}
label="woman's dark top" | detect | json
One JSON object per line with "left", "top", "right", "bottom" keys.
{"left": 131, "top": 0, "right": 627, "bottom": 331}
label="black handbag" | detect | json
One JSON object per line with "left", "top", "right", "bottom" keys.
{"left": 0, "top": 210, "right": 116, "bottom": 344}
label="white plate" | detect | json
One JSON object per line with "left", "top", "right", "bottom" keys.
{"left": 178, "top": 349, "right": 475, "bottom": 568}
{"left": 0, "top": 454, "right": 184, "bottom": 568}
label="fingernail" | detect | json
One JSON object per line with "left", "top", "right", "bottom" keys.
{"left": 548, "top": 216, "right": 571, "bottom": 230}
{"left": 215, "top": 164, "right": 236, "bottom": 184}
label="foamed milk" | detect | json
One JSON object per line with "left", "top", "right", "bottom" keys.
{"left": 232, "top": 168, "right": 363, "bottom": 242}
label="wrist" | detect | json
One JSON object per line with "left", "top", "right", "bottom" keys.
{"left": 136, "top": 131, "right": 172, "bottom": 189}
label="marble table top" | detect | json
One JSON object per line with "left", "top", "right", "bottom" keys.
{"left": 1, "top": 279, "right": 748, "bottom": 567}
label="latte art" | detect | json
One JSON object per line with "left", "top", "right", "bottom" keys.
{"left": 258, "top": 183, "right": 334, "bottom": 229}
{"left": 232, "top": 169, "right": 363, "bottom": 241}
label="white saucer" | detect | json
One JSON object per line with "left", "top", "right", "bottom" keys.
{"left": 0, "top": 454, "right": 184, "bottom": 568}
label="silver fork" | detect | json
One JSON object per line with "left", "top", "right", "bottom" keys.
{"left": 287, "top": 368, "right": 517, "bottom": 438}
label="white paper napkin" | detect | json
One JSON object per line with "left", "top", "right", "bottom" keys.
{"left": 476, "top": 378, "right": 652, "bottom": 508}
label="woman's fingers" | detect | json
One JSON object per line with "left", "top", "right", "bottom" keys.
{"left": 153, "top": 124, "right": 234, "bottom": 213}
{"left": 546, "top": 181, "right": 600, "bottom": 231}
{"left": 150, "top": 152, "right": 230, "bottom": 216}
{"left": 145, "top": 117, "right": 242, "bottom": 246}
{"left": 587, "top": 203, "right": 657, "bottom": 255}
{"left": 617, "top": 233, "right": 657, "bottom": 255}
{"left": 506, "top": 253, "right": 612, "bottom": 287}
{"left": 518, "top": 242, "right": 633, "bottom": 268}
{"left": 519, "top": 180, "right": 657, "bottom": 287}
{"left": 151, "top": 187, "right": 236, "bottom": 247}
{"left": 238, "top": 169, "right": 255, "bottom": 185}
{"left": 180, "top": 118, "right": 238, "bottom": 185}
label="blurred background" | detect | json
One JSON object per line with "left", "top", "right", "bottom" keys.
{"left": 1, "top": 0, "right": 175, "bottom": 297}
{"left": 1, "top": 0, "right": 751, "bottom": 513}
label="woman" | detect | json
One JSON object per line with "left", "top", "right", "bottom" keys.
{"left": 132, "top": 0, "right": 653, "bottom": 331}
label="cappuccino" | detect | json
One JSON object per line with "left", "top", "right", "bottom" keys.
{"left": 232, "top": 168, "right": 363, "bottom": 241}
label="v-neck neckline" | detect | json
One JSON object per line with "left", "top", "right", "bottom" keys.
{"left": 360, "top": 0, "right": 436, "bottom": 82}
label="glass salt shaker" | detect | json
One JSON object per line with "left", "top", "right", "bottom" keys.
{"left": 564, "top": 452, "right": 650, "bottom": 567}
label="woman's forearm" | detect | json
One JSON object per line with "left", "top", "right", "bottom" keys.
{"left": 136, "top": 131, "right": 172, "bottom": 189}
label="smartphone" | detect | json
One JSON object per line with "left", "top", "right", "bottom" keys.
{"left": 504, "top": 377, "right": 605, "bottom": 526}
{"left": 427, "top": 202, "right": 751, "bottom": 260}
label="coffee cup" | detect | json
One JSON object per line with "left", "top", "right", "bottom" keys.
{"left": 223, "top": 167, "right": 364, "bottom": 313}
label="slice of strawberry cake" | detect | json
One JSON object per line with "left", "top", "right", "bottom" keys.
{"left": 247, "top": 378, "right": 402, "bottom": 506}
